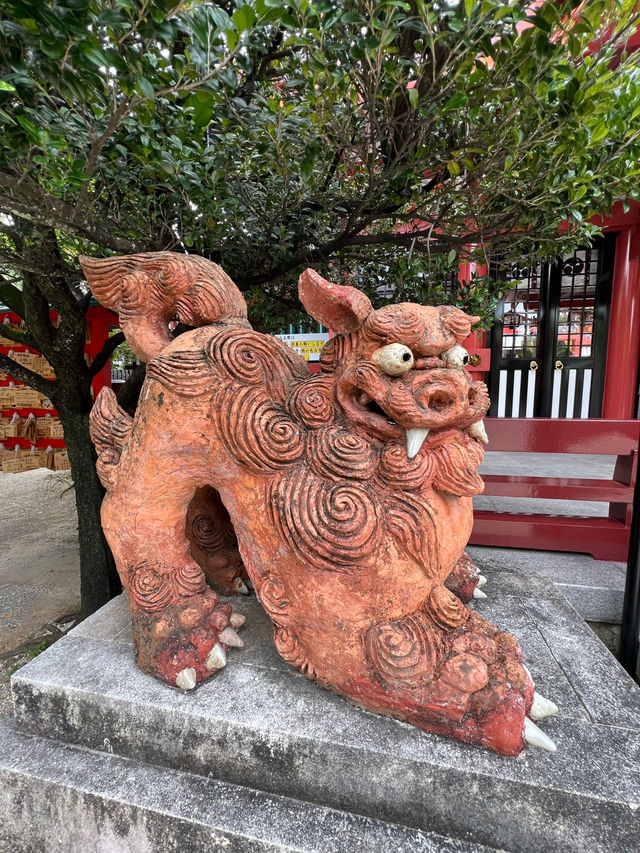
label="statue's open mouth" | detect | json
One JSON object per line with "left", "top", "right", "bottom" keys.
{"left": 341, "top": 382, "right": 489, "bottom": 458}
{"left": 361, "top": 395, "right": 397, "bottom": 425}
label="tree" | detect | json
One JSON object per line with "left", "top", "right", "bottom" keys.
{"left": 1, "top": 0, "right": 639, "bottom": 616}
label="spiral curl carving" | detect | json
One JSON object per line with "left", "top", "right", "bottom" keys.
{"left": 378, "top": 443, "right": 434, "bottom": 491}
{"left": 207, "top": 327, "right": 305, "bottom": 402}
{"left": 258, "top": 574, "right": 290, "bottom": 618}
{"left": 426, "top": 585, "right": 467, "bottom": 631}
{"left": 365, "top": 613, "right": 442, "bottom": 688}
{"left": 214, "top": 385, "right": 305, "bottom": 472}
{"left": 175, "top": 561, "right": 207, "bottom": 597}
{"left": 188, "top": 513, "right": 227, "bottom": 553}
{"left": 364, "top": 306, "right": 425, "bottom": 345}
{"left": 319, "top": 332, "right": 359, "bottom": 373}
{"left": 440, "top": 307, "right": 473, "bottom": 340}
{"left": 273, "top": 625, "right": 316, "bottom": 677}
{"left": 129, "top": 563, "right": 175, "bottom": 612}
{"left": 285, "top": 376, "right": 336, "bottom": 429}
{"left": 307, "top": 426, "right": 377, "bottom": 481}
{"left": 268, "top": 467, "right": 381, "bottom": 571}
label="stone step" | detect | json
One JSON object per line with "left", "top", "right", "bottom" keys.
{"left": 8, "top": 568, "right": 640, "bottom": 852}
{"left": 467, "top": 545, "right": 627, "bottom": 624}
{"left": 0, "top": 720, "right": 486, "bottom": 853}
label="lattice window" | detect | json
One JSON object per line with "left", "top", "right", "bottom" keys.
{"left": 556, "top": 247, "right": 598, "bottom": 359}
{"left": 499, "top": 262, "right": 543, "bottom": 359}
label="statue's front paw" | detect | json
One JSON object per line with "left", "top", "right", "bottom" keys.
{"left": 132, "top": 588, "right": 246, "bottom": 689}
{"left": 353, "top": 595, "right": 558, "bottom": 756}
{"left": 447, "top": 624, "right": 557, "bottom": 755}
{"left": 444, "top": 551, "right": 487, "bottom": 603}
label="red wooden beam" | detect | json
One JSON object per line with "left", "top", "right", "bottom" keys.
{"left": 481, "top": 474, "right": 634, "bottom": 503}
{"left": 483, "top": 417, "right": 640, "bottom": 455}
{"left": 471, "top": 511, "right": 630, "bottom": 562}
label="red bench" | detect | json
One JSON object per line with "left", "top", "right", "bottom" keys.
{"left": 470, "top": 418, "right": 640, "bottom": 561}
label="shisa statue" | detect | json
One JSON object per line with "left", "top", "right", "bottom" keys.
{"left": 81, "top": 253, "right": 558, "bottom": 756}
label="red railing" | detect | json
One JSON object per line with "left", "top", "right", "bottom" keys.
{"left": 470, "top": 418, "right": 640, "bottom": 561}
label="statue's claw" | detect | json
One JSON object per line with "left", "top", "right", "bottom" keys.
{"left": 205, "top": 643, "right": 227, "bottom": 671}
{"left": 523, "top": 718, "right": 557, "bottom": 752}
{"left": 477, "top": 574, "right": 487, "bottom": 587}
{"left": 472, "top": 587, "right": 487, "bottom": 600}
{"left": 219, "top": 627, "right": 243, "bottom": 647}
{"left": 530, "top": 691, "right": 558, "bottom": 720}
{"left": 131, "top": 582, "right": 247, "bottom": 689}
{"left": 176, "top": 667, "right": 197, "bottom": 690}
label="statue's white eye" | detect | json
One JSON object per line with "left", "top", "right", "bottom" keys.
{"left": 442, "top": 344, "right": 469, "bottom": 369}
{"left": 371, "top": 343, "right": 414, "bottom": 376}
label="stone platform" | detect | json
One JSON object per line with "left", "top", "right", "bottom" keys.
{"left": 1, "top": 568, "right": 639, "bottom": 852}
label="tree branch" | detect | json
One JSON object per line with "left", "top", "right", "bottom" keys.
{"left": 236, "top": 223, "right": 460, "bottom": 289}
{"left": 75, "top": 98, "right": 132, "bottom": 217}
{"left": 89, "top": 331, "right": 125, "bottom": 378}
{"left": 0, "top": 277, "right": 25, "bottom": 316}
{"left": 21, "top": 273, "right": 56, "bottom": 358}
{"left": 0, "top": 323, "right": 33, "bottom": 348}
{"left": 0, "top": 174, "right": 140, "bottom": 254}
{"left": 0, "top": 352, "right": 56, "bottom": 397}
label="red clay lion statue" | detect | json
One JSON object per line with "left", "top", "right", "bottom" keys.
{"left": 81, "top": 252, "right": 558, "bottom": 756}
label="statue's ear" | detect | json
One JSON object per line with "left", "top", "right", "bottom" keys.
{"left": 298, "top": 269, "right": 372, "bottom": 333}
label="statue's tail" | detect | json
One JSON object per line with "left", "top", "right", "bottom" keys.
{"left": 89, "top": 387, "right": 133, "bottom": 488}
{"left": 79, "top": 252, "right": 248, "bottom": 363}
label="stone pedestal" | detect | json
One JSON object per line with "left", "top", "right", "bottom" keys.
{"left": 1, "top": 568, "right": 639, "bottom": 852}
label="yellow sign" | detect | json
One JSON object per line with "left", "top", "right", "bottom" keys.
{"left": 276, "top": 333, "right": 330, "bottom": 362}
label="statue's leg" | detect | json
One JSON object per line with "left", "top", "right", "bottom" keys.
{"left": 352, "top": 589, "right": 535, "bottom": 755}
{"left": 101, "top": 464, "right": 244, "bottom": 690}
{"left": 444, "top": 551, "right": 487, "bottom": 603}
{"left": 186, "top": 486, "right": 250, "bottom": 596}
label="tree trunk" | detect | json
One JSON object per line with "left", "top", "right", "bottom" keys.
{"left": 57, "top": 405, "right": 121, "bottom": 619}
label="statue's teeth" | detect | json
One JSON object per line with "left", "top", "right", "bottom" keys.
{"left": 469, "top": 420, "right": 489, "bottom": 444}
{"left": 406, "top": 428, "right": 429, "bottom": 459}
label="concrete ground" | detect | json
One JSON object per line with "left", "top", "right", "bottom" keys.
{"left": 0, "top": 468, "right": 81, "bottom": 715}
{"left": 0, "top": 452, "right": 630, "bottom": 715}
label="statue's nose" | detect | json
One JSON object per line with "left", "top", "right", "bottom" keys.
{"left": 412, "top": 372, "right": 469, "bottom": 418}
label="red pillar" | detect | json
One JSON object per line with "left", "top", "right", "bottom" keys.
{"left": 602, "top": 228, "right": 640, "bottom": 419}
{"left": 86, "top": 305, "right": 116, "bottom": 396}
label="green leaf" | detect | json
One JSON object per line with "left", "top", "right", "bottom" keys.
{"left": 226, "top": 28, "right": 239, "bottom": 51}
{"left": 81, "top": 44, "right": 109, "bottom": 67}
{"left": 16, "top": 114, "right": 40, "bottom": 142}
{"left": 590, "top": 121, "right": 608, "bottom": 144}
{"left": 408, "top": 86, "right": 418, "bottom": 109}
{"left": 232, "top": 5, "right": 256, "bottom": 34}
{"left": 136, "top": 75, "right": 155, "bottom": 100}
{"left": 0, "top": 80, "right": 15, "bottom": 91}
{"left": 529, "top": 13, "right": 551, "bottom": 33}
{"left": 442, "top": 92, "right": 468, "bottom": 112}
{"left": 465, "top": 0, "right": 475, "bottom": 17}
